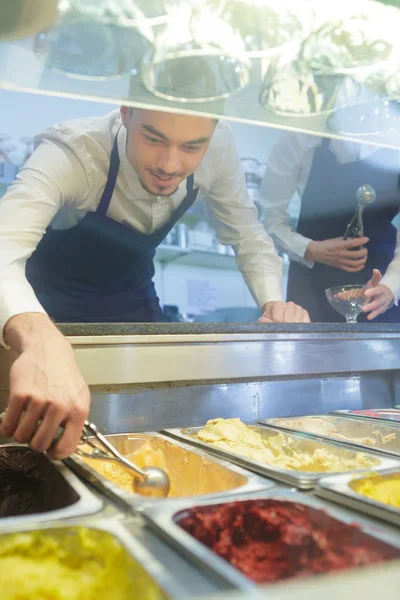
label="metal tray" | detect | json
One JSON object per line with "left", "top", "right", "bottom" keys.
{"left": 0, "top": 444, "right": 102, "bottom": 530}
{"left": 163, "top": 425, "right": 400, "bottom": 489}
{"left": 316, "top": 468, "right": 400, "bottom": 527}
{"left": 66, "top": 432, "right": 274, "bottom": 510}
{"left": 143, "top": 488, "right": 400, "bottom": 591}
{"left": 257, "top": 415, "right": 400, "bottom": 458}
{"left": 0, "top": 517, "right": 183, "bottom": 599}
{"left": 330, "top": 409, "right": 400, "bottom": 425}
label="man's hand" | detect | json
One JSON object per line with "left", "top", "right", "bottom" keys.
{"left": 0, "top": 313, "right": 90, "bottom": 459}
{"left": 259, "top": 301, "right": 311, "bottom": 323}
{"left": 305, "top": 237, "right": 369, "bottom": 272}
{"left": 362, "top": 269, "right": 394, "bottom": 320}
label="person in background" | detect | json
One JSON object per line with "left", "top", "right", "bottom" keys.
{"left": 261, "top": 131, "right": 400, "bottom": 323}
{"left": 0, "top": 107, "right": 309, "bottom": 459}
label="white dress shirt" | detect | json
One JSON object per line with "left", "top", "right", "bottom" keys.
{"left": 261, "top": 132, "right": 400, "bottom": 303}
{"left": 0, "top": 109, "right": 283, "bottom": 345}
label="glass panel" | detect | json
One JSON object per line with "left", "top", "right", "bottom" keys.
{"left": 0, "top": 0, "right": 400, "bottom": 148}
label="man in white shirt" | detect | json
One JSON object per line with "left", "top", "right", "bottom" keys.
{"left": 0, "top": 107, "right": 309, "bottom": 458}
{"left": 262, "top": 132, "right": 400, "bottom": 322}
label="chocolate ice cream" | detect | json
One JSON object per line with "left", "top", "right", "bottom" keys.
{"left": 0, "top": 446, "right": 79, "bottom": 517}
{"left": 176, "top": 498, "right": 400, "bottom": 584}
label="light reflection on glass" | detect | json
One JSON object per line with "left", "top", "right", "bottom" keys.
{"left": 202, "top": 0, "right": 308, "bottom": 58}
{"left": 327, "top": 99, "right": 400, "bottom": 137}
{"left": 142, "top": 5, "right": 251, "bottom": 103}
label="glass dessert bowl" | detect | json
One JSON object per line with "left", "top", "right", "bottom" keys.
{"left": 325, "top": 284, "right": 368, "bottom": 323}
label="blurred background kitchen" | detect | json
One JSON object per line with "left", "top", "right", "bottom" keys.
{"left": 0, "top": 89, "right": 297, "bottom": 323}
{"left": 2, "top": 0, "right": 400, "bottom": 324}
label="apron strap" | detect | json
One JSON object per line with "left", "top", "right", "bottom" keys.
{"left": 95, "top": 127, "right": 199, "bottom": 224}
{"left": 96, "top": 127, "right": 121, "bottom": 217}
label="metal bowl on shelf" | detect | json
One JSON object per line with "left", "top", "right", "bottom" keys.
{"left": 38, "top": 14, "right": 153, "bottom": 80}
{"left": 141, "top": 5, "right": 251, "bottom": 103}
{"left": 327, "top": 98, "right": 400, "bottom": 136}
{"left": 260, "top": 46, "right": 344, "bottom": 117}
{"left": 260, "top": 38, "right": 383, "bottom": 119}
{"left": 299, "top": 17, "right": 394, "bottom": 73}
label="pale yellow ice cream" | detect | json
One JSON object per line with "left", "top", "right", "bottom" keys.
{"left": 197, "top": 418, "right": 379, "bottom": 473}
{"left": 82, "top": 440, "right": 169, "bottom": 494}
{"left": 352, "top": 475, "right": 400, "bottom": 509}
{"left": 81, "top": 438, "right": 246, "bottom": 497}
{"left": 274, "top": 417, "right": 396, "bottom": 447}
{"left": 0, "top": 527, "right": 167, "bottom": 600}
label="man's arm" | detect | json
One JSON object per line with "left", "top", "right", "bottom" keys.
{"left": 203, "top": 124, "right": 309, "bottom": 322}
{"left": 261, "top": 132, "right": 316, "bottom": 266}
{"left": 0, "top": 138, "right": 88, "bottom": 344}
{"left": 2, "top": 313, "right": 89, "bottom": 458}
{"left": 262, "top": 134, "right": 368, "bottom": 274}
{"left": 0, "top": 138, "right": 91, "bottom": 456}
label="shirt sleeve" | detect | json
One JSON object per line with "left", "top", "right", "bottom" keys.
{"left": 203, "top": 126, "right": 284, "bottom": 309}
{"left": 381, "top": 226, "right": 400, "bottom": 305}
{"left": 260, "top": 133, "right": 317, "bottom": 268}
{"left": 0, "top": 138, "right": 89, "bottom": 347}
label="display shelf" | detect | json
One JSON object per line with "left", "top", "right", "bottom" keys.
{"left": 155, "top": 244, "right": 237, "bottom": 269}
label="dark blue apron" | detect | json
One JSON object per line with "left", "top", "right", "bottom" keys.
{"left": 25, "top": 132, "right": 199, "bottom": 322}
{"left": 287, "top": 139, "right": 400, "bottom": 322}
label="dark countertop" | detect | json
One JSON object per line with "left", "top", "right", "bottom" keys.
{"left": 58, "top": 322, "right": 400, "bottom": 336}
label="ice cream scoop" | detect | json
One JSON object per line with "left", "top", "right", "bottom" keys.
{"left": 344, "top": 184, "right": 376, "bottom": 241}
{"left": 77, "top": 421, "right": 170, "bottom": 497}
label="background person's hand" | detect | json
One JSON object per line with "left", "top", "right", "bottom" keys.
{"left": 259, "top": 301, "right": 311, "bottom": 323}
{"left": 0, "top": 314, "right": 90, "bottom": 459}
{"left": 362, "top": 269, "right": 394, "bottom": 320}
{"left": 305, "top": 236, "right": 369, "bottom": 272}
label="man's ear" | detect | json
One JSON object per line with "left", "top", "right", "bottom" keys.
{"left": 120, "top": 106, "right": 130, "bottom": 127}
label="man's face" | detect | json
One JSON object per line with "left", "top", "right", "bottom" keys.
{"left": 120, "top": 107, "right": 216, "bottom": 196}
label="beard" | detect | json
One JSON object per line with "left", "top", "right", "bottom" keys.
{"left": 138, "top": 176, "right": 181, "bottom": 197}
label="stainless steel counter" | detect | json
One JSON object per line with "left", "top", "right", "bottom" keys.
{"left": 1, "top": 329, "right": 400, "bottom": 391}
{"left": 0, "top": 328, "right": 399, "bottom": 598}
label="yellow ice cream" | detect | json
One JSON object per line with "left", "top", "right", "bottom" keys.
{"left": 352, "top": 474, "right": 400, "bottom": 509}
{"left": 0, "top": 527, "right": 168, "bottom": 600}
{"left": 197, "top": 418, "right": 379, "bottom": 473}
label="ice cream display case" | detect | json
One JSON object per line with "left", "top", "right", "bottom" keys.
{"left": 2, "top": 0, "right": 400, "bottom": 597}
{"left": 1, "top": 326, "right": 400, "bottom": 599}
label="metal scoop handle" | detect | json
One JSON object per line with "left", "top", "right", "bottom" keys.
{"left": 81, "top": 421, "right": 148, "bottom": 483}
